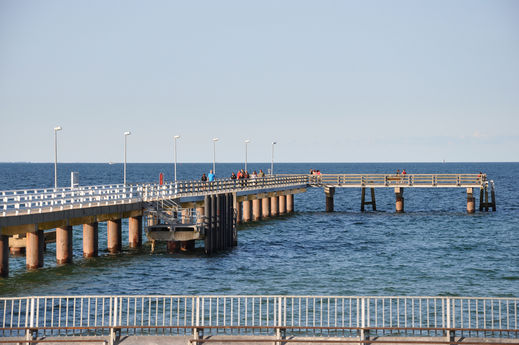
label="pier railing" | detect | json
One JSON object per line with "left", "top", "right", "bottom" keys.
{"left": 1, "top": 295, "right": 517, "bottom": 341}
{"left": 0, "top": 175, "right": 308, "bottom": 217}
{"left": 0, "top": 174, "right": 488, "bottom": 217}
{"left": 305, "top": 173, "right": 486, "bottom": 188}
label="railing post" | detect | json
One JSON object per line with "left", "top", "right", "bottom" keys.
{"left": 275, "top": 296, "right": 285, "bottom": 345}
{"left": 26, "top": 297, "right": 36, "bottom": 343}
{"left": 445, "top": 298, "right": 455, "bottom": 343}
{"left": 192, "top": 297, "right": 202, "bottom": 345}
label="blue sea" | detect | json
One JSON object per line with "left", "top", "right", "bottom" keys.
{"left": 0, "top": 162, "right": 517, "bottom": 297}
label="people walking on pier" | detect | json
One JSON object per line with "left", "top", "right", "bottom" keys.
{"left": 208, "top": 170, "right": 215, "bottom": 182}
{"left": 258, "top": 169, "right": 265, "bottom": 177}
{"left": 396, "top": 169, "right": 400, "bottom": 175}
{"left": 201, "top": 173, "right": 207, "bottom": 182}
{"left": 231, "top": 172, "right": 237, "bottom": 180}
{"left": 402, "top": 169, "right": 406, "bottom": 175}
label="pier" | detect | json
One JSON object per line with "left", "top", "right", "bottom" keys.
{"left": 0, "top": 295, "right": 517, "bottom": 345}
{"left": 0, "top": 173, "right": 495, "bottom": 277}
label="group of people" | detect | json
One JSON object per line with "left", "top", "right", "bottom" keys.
{"left": 309, "top": 169, "right": 322, "bottom": 175}
{"left": 230, "top": 169, "right": 266, "bottom": 180}
{"left": 201, "top": 169, "right": 266, "bottom": 182}
{"left": 396, "top": 169, "right": 407, "bottom": 175}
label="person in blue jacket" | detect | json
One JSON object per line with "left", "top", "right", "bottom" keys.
{"left": 208, "top": 170, "right": 215, "bottom": 182}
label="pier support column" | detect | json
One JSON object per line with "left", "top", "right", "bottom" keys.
{"left": 242, "top": 200, "right": 252, "bottom": 222}
{"left": 26, "top": 228, "right": 44, "bottom": 269}
{"left": 325, "top": 187, "right": 335, "bottom": 212}
{"left": 262, "top": 197, "right": 270, "bottom": 218}
{"left": 83, "top": 222, "right": 98, "bottom": 258}
{"left": 56, "top": 226, "right": 73, "bottom": 264}
{"left": 128, "top": 216, "right": 142, "bottom": 249}
{"left": 279, "top": 195, "right": 286, "bottom": 215}
{"left": 0, "top": 235, "right": 8, "bottom": 277}
{"left": 236, "top": 202, "right": 242, "bottom": 224}
{"left": 466, "top": 188, "right": 475, "bottom": 214}
{"left": 395, "top": 187, "right": 404, "bottom": 213}
{"left": 286, "top": 194, "right": 294, "bottom": 213}
{"left": 270, "top": 195, "right": 279, "bottom": 216}
{"left": 196, "top": 207, "right": 205, "bottom": 225}
{"left": 252, "top": 199, "right": 261, "bottom": 221}
{"left": 107, "top": 219, "right": 122, "bottom": 254}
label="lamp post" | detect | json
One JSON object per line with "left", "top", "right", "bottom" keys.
{"left": 271, "top": 141, "right": 277, "bottom": 176}
{"left": 212, "top": 138, "right": 219, "bottom": 174}
{"left": 174, "top": 135, "right": 180, "bottom": 182}
{"left": 123, "top": 131, "right": 131, "bottom": 185}
{"left": 244, "top": 139, "right": 250, "bottom": 172}
{"left": 53, "top": 126, "right": 62, "bottom": 189}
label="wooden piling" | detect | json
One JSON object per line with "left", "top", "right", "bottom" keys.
{"left": 204, "top": 195, "right": 212, "bottom": 255}
{"left": 0, "top": 235, "right": 8, "bottom": 277}
{"left": 325, "top": 187, "right": 335, "bottom": 212}
{"left": 361, "top": 188, "right": 376, "bottom": 212}
{"left": 395, "top": 187, "right": 404, "bottom": 213}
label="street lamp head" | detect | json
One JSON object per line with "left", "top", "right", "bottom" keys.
{"left": 174, "top": 135, "right": 181, "bottom": 139}
{"left": 54, "top": 126, "right": 62, "bottom": 131}
{"left": 272, "top": 141, "right": 277, "bottom": 145}
{"left": 212, "top": 138, "right": 219, "bottom": 142}
{"left": 245, "top": 139, "right": 251, "bottom": 144}
{"left": 124, "top": 131, "right": 131, "bottom": 136}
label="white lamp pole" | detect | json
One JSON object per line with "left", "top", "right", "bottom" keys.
{"left": 271, "top": 141, "right": 277, "bottom": 176}
{"left": 174, "top": 135, "right": 180, "bottom": 182}
{"left": 212, "top": 138, "right": 219, "bottom": 174}
{"left": 124, "top": 131, "right": 131, "bottom": 185}
{"left": 53, "top": 126, "right": 62, "bottom": 189}
{"left": 244, "top": 139, "right": 250, "bottom": 172}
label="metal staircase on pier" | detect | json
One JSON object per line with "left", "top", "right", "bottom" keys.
{"left": 143, "top": 198, "right": 204, "bottom": 252}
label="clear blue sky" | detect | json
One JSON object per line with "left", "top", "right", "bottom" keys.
{"left": 1, "top": 0, "right": 518, "bottom": 163}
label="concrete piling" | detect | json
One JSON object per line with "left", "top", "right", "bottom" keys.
{"left": 0, "top": 235, "right": 8, "bottom": 277}
{"left": 242, "top": 200, "right": 252, "bottom": 222}
{"left": 26, "top": 229, "right": 44, "bottom": 269}
{"left": 270, "top": 196, "right": 279, "bottom": 216}
{"left": 252, "top": 199, "right": 261, "bottom": 221}
{"left": 279, "top": 195, "right": 286, "bottom": 215}
{"left": 56, "top": 226, "right": 73, "bottom": 264}
{"left": 286, "top": 194, "right": 294, "bottom": 213}
{"left": 467, "top": 188, "right": 475, "bottom": 214}
{"left": 107, "top": 219, "right": 122, "bottom": 254}
{"left": 128, "top": 216, "right": 142, "bottom": 248}
{"left": 83, "top": 222, "right": 99, "bottom": 258}
{"left": 262, "top": 198, "right": 270, "bottom": 218}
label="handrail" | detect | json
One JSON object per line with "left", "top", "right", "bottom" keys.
{"left": 0, "top": 175, "right": 309, "bottom": 217}
{"left": 0, "top": 173, "right": 489, "bottom": 217}
{"left": 1, "top": 296, "right": 516, "bottom": 336}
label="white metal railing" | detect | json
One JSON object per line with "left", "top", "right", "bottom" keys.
{"left": 0, "top": 176, "right": 308, "bottom": 217}
{"left": 1, "top": 296, "right": 517, "bottom": 339}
